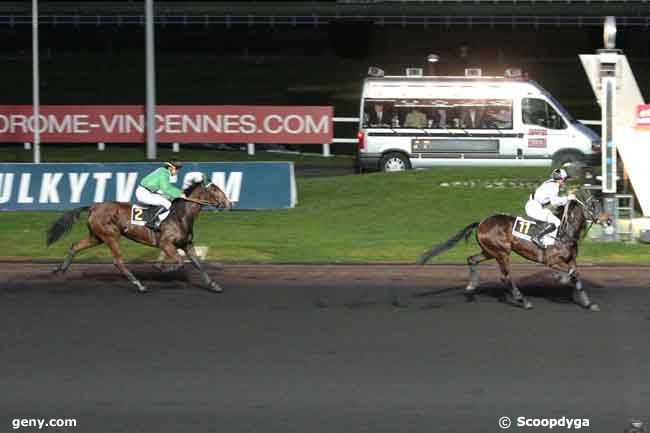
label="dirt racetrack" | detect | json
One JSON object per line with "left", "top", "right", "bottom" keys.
{"left": 1, "top": 263, "right": 650, "bottom": 433}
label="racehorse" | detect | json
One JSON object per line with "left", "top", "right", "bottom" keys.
{"left": 46, "top": 180, "right": 231, "bottom": 293}
{"left": 417, "top": 192, "right": 611, "bottom": 310}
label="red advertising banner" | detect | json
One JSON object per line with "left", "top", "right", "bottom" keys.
{"left": 0, "top": 105, "right": 333, "bottom": 144}
{"left": 636, "top": 104, "right": 650, "bottom": 128}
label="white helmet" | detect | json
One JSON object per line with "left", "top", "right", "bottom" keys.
{"left": 551, "top": 168, "right": 569, "bottom": 181}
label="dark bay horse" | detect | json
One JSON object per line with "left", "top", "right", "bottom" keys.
{"left": 418, "top": 193, "right": 611, "bottom": 310}
{"left": 46, "top": 181, "right": 231, "bottom": 293}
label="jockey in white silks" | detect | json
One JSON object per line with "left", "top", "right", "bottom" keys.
{"left": 525, "top": 168, "right": 575, "bottom": 248}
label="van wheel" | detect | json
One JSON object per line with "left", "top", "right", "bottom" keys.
{"left": 553, "top": 151, "right": 585, "bottom": 169}
{"left": 380, "top": 153, "right": 411, "bottom": 172}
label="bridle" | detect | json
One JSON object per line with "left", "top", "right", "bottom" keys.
{"left": 559, "top": 196, "right": 602, "bottom": 241}
{"left": 183, "top": 182, "right": 229, "bottom": 208}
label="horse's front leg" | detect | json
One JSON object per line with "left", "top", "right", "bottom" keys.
{"left": 567, "top": 262, "right": 600, "bottom": 312}
{"left": 157, "top": 239, "right": 185, "bottom": 273}
{"left": 549, "top": 260, "right": 599, "bottom": 312}
{"left": 184, "top": 244, "right": 223, "bottom": 293}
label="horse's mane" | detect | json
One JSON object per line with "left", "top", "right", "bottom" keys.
{"left": 168, "top": 181, "right": 204, "bottom": 214}
{"left": 184, "top": 181, "right": 204, "bottom": 197}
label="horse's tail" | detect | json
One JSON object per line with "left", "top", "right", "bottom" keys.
{"left": 417, "top": 222, "right": 479, "bottom": 265}
{"left": 46, "top": 206, "right": 90, "bottom": 247}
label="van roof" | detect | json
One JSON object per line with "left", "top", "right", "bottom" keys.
{"left": 378, "top": 75, "right": 522, "bottom": 81}
{"left": 363, "top": 76, "right": 549, "bottom": 97}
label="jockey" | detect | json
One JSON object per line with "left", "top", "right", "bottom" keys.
{"left": 525, "top": 168, "right": 575, "bottom": 248}
{"left": 135, "top": 160, "right": 186, "bottom": 230}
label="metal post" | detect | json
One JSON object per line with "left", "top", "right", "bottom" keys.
{"left": 599, "top": 17, "right": 619, "bottom": 240}
{"left": 322, "top": 142, "right": 331, "bottom": 157}
{"left": 145, "top": 0, "right": 156, "bottom": 160}
{"left": 97, "top": 142, "right": 105, "bottom": 151}
{"left": 599, "top": 52, "right": 618, "bottom": 194}
{"left": 172, "top": 142, "right": 179, "bottom": 153}
{"left": 32, "top": 0, "right": 41, "bottom": 163}
{"left": 24, "top": 142, "right": 31, "bottom": 150}
{"left": 247, "top": 143, "right": 255, "bottom": 155}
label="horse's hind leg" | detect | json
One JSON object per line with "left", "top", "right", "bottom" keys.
{"left": 465, "top": 251, "right": 491, "bottom": 301}
{"left": 496, "top": 254, "right": 533, "bottom": 310}
{"left": 53, "top": 235, "right": 103, "bottom": 274}
{"left": 104, "top": 238, "right": 147, "bottom": 293}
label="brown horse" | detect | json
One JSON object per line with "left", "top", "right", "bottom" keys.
{"left": 417, "top": 193, "right": 611, "bottom": 310}
{"left": 46, "top": 181, "right": 231, "bottom": 293}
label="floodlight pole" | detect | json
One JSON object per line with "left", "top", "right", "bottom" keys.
{"left": 145, "top": 0, "right": 157, "bottom": 160}
{"left": 32, "top": 0, "right": 41, "bottom": 163}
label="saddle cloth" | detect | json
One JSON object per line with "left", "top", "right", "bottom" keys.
{"left": 130, "top": 204, "right": 162, "bottom": 226}
{"left": 512, "top": 216, "right": 557, "bottom": 247}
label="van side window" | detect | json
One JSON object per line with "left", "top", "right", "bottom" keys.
{"left": 483, "top": 104, "right": 513, "bottom": 129}
{"left": 363, "top": 100, "right": 396, "bottom": 128}
{"left": 362, "top": 98, "right": 512, "bottom": 129}
{"left": 522, "top": 98, "right": 566, "bottom": 130}
{"left": 404, "top": 107, "right": 429, "bottom": 128}
{"left": 449, "top": 99, "right": 512, "bottom": 129}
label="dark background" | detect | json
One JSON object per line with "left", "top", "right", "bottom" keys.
{"left": 2, "top": 5, "right": 650, "bottom": 152}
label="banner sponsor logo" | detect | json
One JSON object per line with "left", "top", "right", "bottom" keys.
{"left": 636, "top": 104, "right": 650, "bottom": 128}
{"left": 0, "top": 106, "right": 333, "bottom": 144}
{"left": 0, "top": 162, "right": 296, "bottom": 211}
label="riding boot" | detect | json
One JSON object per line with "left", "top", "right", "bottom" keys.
{"left": 532, "top": 223, "right": 556, "bottom": 249}
{"left": 146, "top": 207, "right": 165, "bottom": 231}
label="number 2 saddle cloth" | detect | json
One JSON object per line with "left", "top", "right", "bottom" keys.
{"left": 130, "top": 204, "right": 163, "bottom": 226}
{"left": 512, "top": 216, "right": 557, "bottom": 247}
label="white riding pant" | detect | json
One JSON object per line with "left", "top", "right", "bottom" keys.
{"left": 135, "top": 186, "right": 172, "bottom": 221}
{"left": 525, "top": 199, "right": 561, "bottom": 227}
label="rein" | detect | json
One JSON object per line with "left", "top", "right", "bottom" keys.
{"left": 183, "top": 197, "right": 213, "bottom": 206}
{"left": 560, "top": 198, "right": 597, "bottom": 241}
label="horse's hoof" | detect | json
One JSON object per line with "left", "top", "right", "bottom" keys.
{"left": 134, "top": 283, "right": 148, "bottom": 293}
{"left": 588, "top": 303, "right": 601, "bottom": 312}
{"left": 505, "top": 294, "right": 532, "bottom": 309}
{"left": 207, "top": 281, "right": 223, "bottom": 293}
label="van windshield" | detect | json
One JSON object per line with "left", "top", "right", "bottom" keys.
{"left": 544, "top": 93, "right": 577, "bottom": 123}
{"left": 362, "top": 98, "right": 513, "bottom": 130}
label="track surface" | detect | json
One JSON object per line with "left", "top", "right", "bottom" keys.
{"left": 1, "top": 263, "right": 650, "bottom": 433}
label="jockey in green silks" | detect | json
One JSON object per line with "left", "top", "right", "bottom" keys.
{"left": 135, "top": 160, "right": 186, "bottom": 230}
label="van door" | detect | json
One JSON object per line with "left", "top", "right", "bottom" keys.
{"left": 521, "top": 97, "right": 569, "bottom": 159}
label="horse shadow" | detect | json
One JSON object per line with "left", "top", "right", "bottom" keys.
{"left": 455, "top": 270, "right": 603, "bottom": 306}
{"left": 4, "top": 264, "right": 218, "bottom": 294}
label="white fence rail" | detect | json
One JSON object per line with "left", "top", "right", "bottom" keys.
{"left": 23, "top": 118, "right": 602, "bottom": 157}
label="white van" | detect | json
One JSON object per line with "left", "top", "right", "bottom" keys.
{"left": 357, "top": 71, "right": 601, "bottom": 172}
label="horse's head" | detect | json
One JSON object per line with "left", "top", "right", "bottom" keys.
{"left": 566, "top": 191, "right": 612, "bottom": 231}
{"left": 186, "top": 181, "right": 231, "bottom": 210}
{"left": 583, "top": 194, "right": 612, "bottom": 230}
{"left": 204, "top": 183, "right": 232, "bottom": 210}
